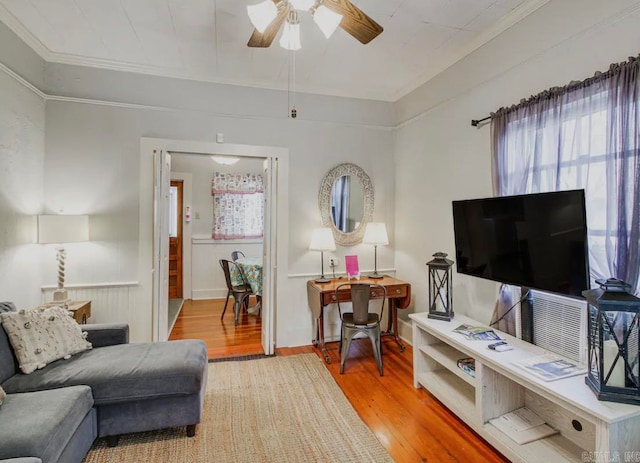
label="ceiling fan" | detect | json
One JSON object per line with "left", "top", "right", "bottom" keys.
{"left": 246, "top": 0, "right": 383, "bottom": 50}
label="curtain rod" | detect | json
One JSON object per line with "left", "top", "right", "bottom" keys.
{"left": 471, "top": 116, "right": 491, "bottom": 127}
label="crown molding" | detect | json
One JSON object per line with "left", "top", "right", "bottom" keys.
{"left": 0, "top": 61, "right": 45, "bottom": 99}
{"left": 0, "top": 62, "right": 394, "bottom": 130}
{"left": 0, "top": 0, "right": 548, "bottom": 103}
{"left": 391, "top": 0, "right": 553, "bottom": 101}
{"left": 0, "top": 2, "right": 51, "bottom": 60}
{"left": 43, "top": 51, "right": 395, "bottom": 102}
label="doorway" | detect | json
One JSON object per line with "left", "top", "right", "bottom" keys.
{"left": 168, "top": 154, "right": 265, "bottom": 358}
{"left": 168, "top": 180, "right": 183, "bottom": 300}
{"left": 167, "top": 180, "right": 184, "bottom": 333}
{"left": 141, "top": 137, "right": 288, "bottom": 359}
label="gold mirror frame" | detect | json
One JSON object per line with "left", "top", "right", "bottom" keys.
{"left": 319, "top": 163, "right": 374, "bottom": 246}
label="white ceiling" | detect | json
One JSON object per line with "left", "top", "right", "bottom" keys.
{"left": 0, "top": 0, "right": 546, "bottom": 101}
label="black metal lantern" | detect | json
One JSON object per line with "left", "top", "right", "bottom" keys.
{"left": 427, "top": 252, "right": 454, "bottom": 321}
{"left": 583, "top": 278, "right": 640, "bottom": 405}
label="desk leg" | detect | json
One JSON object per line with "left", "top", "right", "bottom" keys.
{"left": 312, "top": 306, "right": 331, "bottom": 364}
{"left": 383, "top": 300, "right": 406, "bottom": 352}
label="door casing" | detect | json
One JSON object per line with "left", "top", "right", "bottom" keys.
{"left": 140, "top": 137, "right": 289, "bottom": 355}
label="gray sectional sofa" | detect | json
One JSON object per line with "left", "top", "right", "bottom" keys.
{"left": 0, "top": 303, "right": 208, "bottom": 463}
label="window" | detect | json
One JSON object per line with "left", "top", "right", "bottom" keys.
{"left": 211, "top": 172, "right": 264, "bottom": 240}
{"left": 492, "top": 56, "right": 639, "bottom": 294}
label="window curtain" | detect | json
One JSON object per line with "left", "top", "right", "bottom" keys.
{"left": 490, "top": 55, "right": 640, "bottom": 333}
{"left": 211, "top": 172, "right": 264, "bottom": 239}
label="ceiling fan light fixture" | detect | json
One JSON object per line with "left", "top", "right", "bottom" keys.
{"left": 247, "top": 0, "right": 278, "bottom": 33}
{"left": 279, "top": 16, "right": 302, "bottom": 50}
{"left": 313, "top": 5, "right": 343, "bottom": 39}
{"left": 289, "top": 0, "right": 315, "bottom": 10}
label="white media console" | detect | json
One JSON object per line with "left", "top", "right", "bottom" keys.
{"left": 410, "top": 312, "right": 640, "bottom": 463}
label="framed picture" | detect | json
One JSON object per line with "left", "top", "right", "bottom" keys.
{"left": 345, "top": 255, "right": 360, "bottom": 280}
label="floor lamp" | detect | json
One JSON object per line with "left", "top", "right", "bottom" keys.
{"left": 309, "top": 228, "right": 336, "bottom": 284}
{"left": 363, "top": 222, "right": 388, "bottom": 279}
{"left": 37, "top": 215, "right": 89, "bottom": 303}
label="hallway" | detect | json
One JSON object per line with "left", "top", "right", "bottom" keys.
{"left": 169, "top": 298, "right": 263, "bottom": 359}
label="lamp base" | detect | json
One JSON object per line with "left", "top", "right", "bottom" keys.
{"left": 367, "top": 273, "right": 384, "bottom": 279}
{"left": 315, "top": 278, "right": 331, "bottom": 284}
{"left": 53, "top": 289, "right": 69, "bottom": 302}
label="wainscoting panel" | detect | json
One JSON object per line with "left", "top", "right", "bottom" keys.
{"left": 41, "top": 282, "right": 138, "bottom": 326}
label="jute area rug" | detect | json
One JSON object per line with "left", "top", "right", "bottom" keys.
{"left": 83, "top": 354, "right": 394, "bottom": 463}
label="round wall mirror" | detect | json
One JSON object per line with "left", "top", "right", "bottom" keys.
{"left": 319, "top": 163, "right": 374, "bottom": 246}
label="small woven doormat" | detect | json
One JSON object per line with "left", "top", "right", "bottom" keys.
{"left": 83, "top": 354, "right": 394, "bottom": 462}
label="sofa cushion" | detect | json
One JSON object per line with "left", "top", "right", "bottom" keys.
{"left": 2, "top": 340, "right": 207, "bottom": 405}
{"left": 0, "top": 307, "right": 92, "bottom": 374}
{"left": 0, "top": 385, "right": 5, "bottom": 406}
{"left": 0, "top": 302, "right": 18, "bottom": 383}
{"left": 0, "top": 386, "right": 93, "bottom": 462}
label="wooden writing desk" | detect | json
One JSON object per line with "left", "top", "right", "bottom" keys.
{"left": 306, "top": 276, "right": 411, "bottom": 363}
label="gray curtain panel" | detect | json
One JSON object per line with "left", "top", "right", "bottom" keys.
{"left": 489, "top": 55, "right": 640, "bottom": 332}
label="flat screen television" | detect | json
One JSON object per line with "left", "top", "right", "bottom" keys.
{"left": 452, "top": 190, "right": 589, "bottom": 298}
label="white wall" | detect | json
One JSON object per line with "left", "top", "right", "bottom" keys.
{"left": 170, "top": 154, "right": 264, "bottom": 299}
{"left": 0, "top": 70, "right": 45, "bottom": 308}
{"left": 393, "top": 0, "right": 640, "bottom": 324}
{"left": 39, "top": 77, "right": 394, "bottom": 344}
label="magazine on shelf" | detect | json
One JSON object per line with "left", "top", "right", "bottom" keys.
{"left": 456, "top": 358, "right": 476, "bottom": 378}
{"left": 452, "top": 324, "right": 502, "bottom": 341}
{"left": 489, "top": 407, "right": 558, "bottom": 445}
{"left": 514, "top": 354, "right": 587, "bottom": 382}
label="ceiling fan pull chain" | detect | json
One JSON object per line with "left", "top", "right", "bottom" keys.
{"left": 292, "top": 48, "right": 297, "bottom": 118}
{"left": 288, "top": 48, "right": 297, "bottom": 119}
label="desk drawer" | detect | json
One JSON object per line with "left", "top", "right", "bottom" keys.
{"left": 386, "top": 285, "right": 408, "bottom": 298}
{"left": 321, "top": 285, "right": 407, "bottom": 305}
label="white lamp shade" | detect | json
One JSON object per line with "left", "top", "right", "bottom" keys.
{"left": 37, "top": 215, "right": 89, "bottom": 244}
{"left": 309, "top": 228, "right": 336, "bottom": 252}
{"left": 363, "top": 222, "right": 389, "bottom": 246}
{"left": 313, "top": 5, "right": 343, "bottom": 39}
{"left": 247, "top": 0, "right": 278, "bottom": 33}
{"left": 290, "top": 0, "right": 314, "bottom": 10}
{"left": 279, "top": 20, "right": 302, "bottom": 50}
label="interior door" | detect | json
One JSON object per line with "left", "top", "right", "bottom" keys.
{"left": 168, "top": 180, "right": 183, "bottom": 299}
{"left": 153, "top": 150, "right": 171, "bottom": 341}
{"left": 262, "top": 157, "right": 278, "bottom": 355}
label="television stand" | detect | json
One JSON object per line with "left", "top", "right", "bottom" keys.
{"left": 410, "top": 312, "right": 640, "bottom": 463}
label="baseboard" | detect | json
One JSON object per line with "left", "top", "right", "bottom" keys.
{"left": 397, "top": 318, "right": 413, "bottom": 346}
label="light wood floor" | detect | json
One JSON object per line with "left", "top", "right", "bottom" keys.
{"left": 170, "top": 299, "right": 508, "bottom": 463}
{"left": 169, "top": 298, "right": 263, "bottom": 358}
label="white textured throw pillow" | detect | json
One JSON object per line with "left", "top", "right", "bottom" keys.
{"left": 0, "top": 306, "right": 92, "bottom": 374}
{"left": 0, "top": 385, "right": 5, "bottom": 406}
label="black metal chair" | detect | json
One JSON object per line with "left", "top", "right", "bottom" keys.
{"left": 219, "top": 259, "right": 252, "bottom": 326}
{"left": 335, "top": 283, "right": 387, "bottom": 376}
{"left": 231, "top": 251, "right": 245, "bottom": 261}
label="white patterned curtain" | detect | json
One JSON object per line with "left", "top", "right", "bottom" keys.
{"left": 212, "top": 172, "right": 264, "bottom": 240}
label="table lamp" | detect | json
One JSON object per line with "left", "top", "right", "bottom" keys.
{"left": 309, "top": 228, "right": 335, "bottom": 283}
{"left": 37, "top": 215, "right": 89, "bottom": 302}
{"left": 363, "top": 222, "right": 388, "bottom": 279}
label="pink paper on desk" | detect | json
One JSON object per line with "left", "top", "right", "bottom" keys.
{"left": 345, "top": 255, "right": 359, "bottom": 277}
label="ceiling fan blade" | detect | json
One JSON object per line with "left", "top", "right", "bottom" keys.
{"left": 247, "top": 2, "right": 290, "bottom": 48}
{"left": 324, "top": 0, "right": 383, "bottom": 44}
